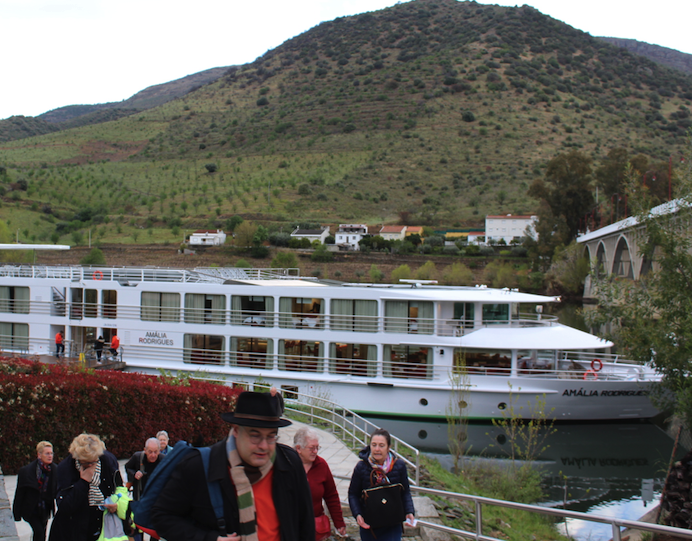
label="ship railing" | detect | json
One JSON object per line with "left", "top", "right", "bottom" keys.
{"left": 191, "top": 376, "right": 420, "bottom": 485}
{"left": 0, "top": 264, "right": 303, "bottom": 284}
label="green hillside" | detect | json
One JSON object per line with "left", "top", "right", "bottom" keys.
{"left": 0, "top": 0, "right": 691, "bottom": 247}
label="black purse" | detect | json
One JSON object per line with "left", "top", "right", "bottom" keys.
{"left": 361, "top": 469, "right": 406, "bottom": 529}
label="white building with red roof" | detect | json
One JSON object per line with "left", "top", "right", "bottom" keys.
{"left": 379, "top": 225, "right": 407, "bottom": 241}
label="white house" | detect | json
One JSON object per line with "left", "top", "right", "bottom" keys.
{"left": 485, "top": 215, "right": 537, "bottom": 244}
{"left": 379, "top": 225, "right": 407, "bottom": 241}
{"left": 189, "top": 229, "right": 227, "bottom": 246}
{"left": 335, "top": 224, "right": 368, "bottom": 251}
{"left": 290, "top": 226, "right": 330, "bottom": 244}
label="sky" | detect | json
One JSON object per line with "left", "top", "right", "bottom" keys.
{"left": 1, "top": 0, "right": 690, "bottom": 121}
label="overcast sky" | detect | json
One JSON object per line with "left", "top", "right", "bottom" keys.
{"left": 1, "top": 0, "right": 690, "bottom": 121}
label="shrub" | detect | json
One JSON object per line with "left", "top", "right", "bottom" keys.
{"left": 462, "top": 111, "right": 476, "bottom": 122}
{"left": 311, "top": 245, "right": 333, "bottom": 262}
{"left": 80, "top": 248, "right": 106, "bottom": 266}
{"left": 256, "top": 97, "right": 269, "bottom": 106}
{"left": 268, "top": 232, "right": 291, "bottom": 247}
{"left": 235, "top": 259, "right": 252, "bottom": 268}
{"left": 271, "top": 251, "right": 299, "bottom": 269}
{"left": 369, "top": 264, "right": 384, "bottom": 283}
{"left": 415, "top": 261, "right": 437, "bottom": 281}
{"left": 0, "top": 358, "right": 241, "bottom": 474}
{"left": 250, "top": 245, "right": 269, "bottom": 258}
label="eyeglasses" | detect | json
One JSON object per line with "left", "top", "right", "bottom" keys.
{"left": 306, "top": 445, "right": 321, "bottom": 452}
{"left": 241, "top": 429, "right": 279, "bottom": 445}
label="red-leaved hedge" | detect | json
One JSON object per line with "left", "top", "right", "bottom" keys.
{"left": 0, "top": 358, "right": 241, "bottom": 474}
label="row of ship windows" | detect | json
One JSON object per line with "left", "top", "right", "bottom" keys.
{"left": 1, "top": 288, "right": 511, "bottom": 330}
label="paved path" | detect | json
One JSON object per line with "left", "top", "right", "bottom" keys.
{"left": 1, "top": 420, "right": 361, "bottom": 541}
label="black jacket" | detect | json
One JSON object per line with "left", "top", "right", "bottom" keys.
{"left": 12, "top": 459, "right": 57, "bottom": 522}
{"left": 48, "top": 451, "right": 122, "bottom": 541}
{"left": 150, "top": 439, "right": 315, "bottom": 541}
{"left": 348, "top": 447, "right": 415, "bottom": 521}
{"left": 124, "top": 451, "right": 161, "bottom": 500}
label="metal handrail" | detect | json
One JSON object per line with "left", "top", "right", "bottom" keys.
{"left": 191, "top": 377, "right": 420, "bottom": 485}
{"left": 330, "top": 477, "right": 692, "bottom": 541}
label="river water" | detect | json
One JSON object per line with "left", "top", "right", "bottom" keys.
{"left": 361, "top": 303, "right": 680, "bottom": 541}
{"left": 368, "top": 417, "right": 681, "bottom": 541}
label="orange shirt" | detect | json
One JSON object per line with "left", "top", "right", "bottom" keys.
{"left": 253, "top": 469, "right": 280, "bottom": 541}
{"left": 111, "top": 335, "right": 120, "bottom": 348}
{"left": 55, "top": 333, "right": 63, "bottom": 344}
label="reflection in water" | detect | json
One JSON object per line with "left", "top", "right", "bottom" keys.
{"left": 367, "top": 418, "right": 681, "bottom": 541}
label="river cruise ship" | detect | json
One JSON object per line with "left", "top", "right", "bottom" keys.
{"left": 0, "top": 265, "right": 660, "bottom": 421}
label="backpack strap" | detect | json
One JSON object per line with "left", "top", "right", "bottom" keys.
{"left": 199, "top": 447, "right": 227, "bottom": 536}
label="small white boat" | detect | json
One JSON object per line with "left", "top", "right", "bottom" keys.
{"left": 0, "top": 265, "right": 660, "bottom": 421}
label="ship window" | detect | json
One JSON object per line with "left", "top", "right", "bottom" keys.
{"left": 330, "top": 299, "right": 378, "bottom": 332}
{"left": 183, "top": 334, "right": 224, "bottom": 365}
{"left": 0, "top": 322, "right": 29, "bottom": 351}
{"left": 141, "top": 292, "right": 180, "bottom": 322}
{"left": 231, "top": 337, "right": 273, "bottom": 370}
{"left": 278, "top": 340, "right": 323, "bottom": 372}
{"left": 0, "top": 286, "right": 29, "bottom": 314}
{"left": 482, "top": 304, "right": 509, "bottom": 323}
{"left": 384, "top": 301, "right": 433, "bottom": 335}
{"left": 102, "top": 290, "right": 117, "bottom": 319}
{"left": 329, "top": 343, "right": 376, "bottom": 376}
{"left": 455, "top": 348, "right": 511, "bottom": 375}
{"left": 453, "top": 302, "right": 475, "bottom": 328}
{"left": 384, "top": 345, "right": 431, "bottom": 379}
{"left": 279, "top": 297, "right": 324, "bottom": 329}
{"left": 85, "top": 289, "right": 98, "bottom": 318}
{"left": 184, "top": 294, "right": 226, "bottom": 324}
{"left": 231, "top": 296, "right": 275, "bottom": 327}
{"left": 70, "top": 289, "right": 83, "bottom": 320}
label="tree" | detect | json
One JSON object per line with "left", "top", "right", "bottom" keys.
{"left": 204, "top": 163, "right": 218, "bottom": 173}
{"left": 391, "top": 264, "right": 412, "bottom": 283}
{"left": 311, "top": 245, "right": 333, "bottom": 262}
{"left": 234, "top": 221, "right": 257, "bottom": 248}
{"left": 369, "top": 265, "right": 384, "bottom": 283}
{"left": 529, "top": 150, "right": 594, "bottom": 240}
{"left": 226, "top": 215, "right": 244, "bottom": 232}
{"left": 545, "top": 241, "right": 589, "bottom": 296}
{"left": 589, "top": 146, "right": 692, "bottom": 427}
{"left": 271, "top": 251, "right": 299, "bottom": 269}
{"left": 80, "top": 248, "right": 106, "bottom": 266}
{"left": 442, "top": 262, "right": 474, "bottom": 286}
{"left": 415, "top": 261, "right": 437, "bottom": 280}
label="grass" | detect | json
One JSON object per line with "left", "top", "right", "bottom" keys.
{"left": 421, "top": 455, "right": 570, "bottom": 541}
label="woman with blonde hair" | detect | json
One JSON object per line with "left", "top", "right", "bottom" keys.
{"left": 48, "top": 434, "right": 123, "bottom": 541}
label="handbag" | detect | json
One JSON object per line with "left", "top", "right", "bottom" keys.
{"left": 361, "top": 470, "right": 406, "bottom": 529}
{"left": 315, "top": 514, "right": 331, "bottom": 541}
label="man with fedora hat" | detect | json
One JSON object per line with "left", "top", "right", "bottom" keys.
{"left": 151, "top": 391, "right": 314, "bottom": 541}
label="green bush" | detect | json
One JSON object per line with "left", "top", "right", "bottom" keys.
{"left": 0, "top": 358, "right": 241, "bottom": 474}
{"left": 80, "top": 247, "right": 106, "bottom": 265}
{"left": 311, "top": 245, "right": 333, "bottom": 262}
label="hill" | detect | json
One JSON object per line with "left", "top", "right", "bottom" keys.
{"left": 0, "top": 66, "right": 231, "bottom": 141}
{"left": 0, "top": 0, "right": 691, "bottom": 248}
{"left": 598, "top": 37, "right": 692, "bottom": 77}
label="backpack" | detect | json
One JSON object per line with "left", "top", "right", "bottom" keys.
{"left": 129, "top": 440, "right": 226, "bottom": 538}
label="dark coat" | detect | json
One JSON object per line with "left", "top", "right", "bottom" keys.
{"left": 12, "top": 459, "right": 58, "bottom": 522}
{"left": 348, "top": 447, "right": 415, "bottom": 521}
{"left": 124, "top": 451, "right": 161, "bottom": 500}
{"left": 48, "top": 451, "right": 122, "bottom": 541}
{"left": 150, "top": 439, "right": 315, "bottom": 541}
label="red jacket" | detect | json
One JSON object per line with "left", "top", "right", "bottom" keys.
{"left": 111, "top": 335, "right": 120, "bottom": 349}
{"left": 307, "top": 455, "right": 345, "bottom": 529}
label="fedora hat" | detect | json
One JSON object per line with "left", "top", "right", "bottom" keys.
{"left": 221, "top": 391, "right": 292, "bottom": 428}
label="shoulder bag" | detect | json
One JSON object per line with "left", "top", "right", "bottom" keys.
{"left": 361, "top": 468, "right": 406, "bottom": 529}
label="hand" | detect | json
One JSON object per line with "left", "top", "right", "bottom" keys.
{"left": 217, "top": 534, "right": 241, "bottom": 541}
{"left": 405, "top": 514, "right": 416, "bottom": 526}
{"left": 134, "top": 471, "right": 144, "bottom": 480}
{"left": 104, "top": 502, "right": 118, "bottom": 514}
{"left": 337, "top": 526, "right": 347, "bottom": 536}
{"left": 79, "top": 463, "right": 96, "bottom": 483}
{"left": 356, "top": 515, "right": 370, "bottom": 529}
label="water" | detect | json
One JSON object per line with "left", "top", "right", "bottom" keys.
{"left": 366, "top": 417, "right": 683, "bottom": 541}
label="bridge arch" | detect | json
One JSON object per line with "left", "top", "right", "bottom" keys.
{"left": 613, "top": 237, "right": 633, "bottom": 278}
{"left": 595, "top": 242, "right": 607, "bottom": 277}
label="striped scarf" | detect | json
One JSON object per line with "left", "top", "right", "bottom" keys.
{"left": 75, "top": 459, "right": 104, "bottom": 507}
{"left": 226, "top": 433, "right": 275, "bottom": 541}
